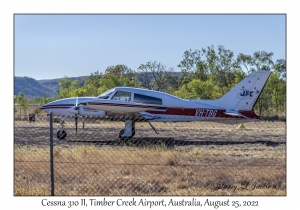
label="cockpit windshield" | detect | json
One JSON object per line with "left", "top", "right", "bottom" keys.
{"left": 97, "top": 88, "right": 115, "bottom": 99}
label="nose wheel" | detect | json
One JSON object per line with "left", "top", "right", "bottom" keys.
{"left": 57, "top": 130, "right": 67, "bottom": 140}
{"left": 57, "top": 119, "right": 67, "bottom": 140}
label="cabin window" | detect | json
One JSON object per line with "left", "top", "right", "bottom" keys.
{"left": 112, "top": 91, "right": 131, "bottom": 101}
{"left": 133, "top": 93, "right": 162, "bottom": 105}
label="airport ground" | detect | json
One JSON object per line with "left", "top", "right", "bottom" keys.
{"left": 14, "top": 118, "right": 286, "bottom": 196}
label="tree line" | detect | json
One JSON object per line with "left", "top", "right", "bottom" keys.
{"left": 15, "top": 45, "right": 286, "bottom": 117}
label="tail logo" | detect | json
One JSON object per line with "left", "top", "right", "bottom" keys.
{"left": 236, "top": 90, "right": 260, "bottom": 100}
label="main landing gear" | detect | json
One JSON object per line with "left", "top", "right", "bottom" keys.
{"left": 119, "top": 120, "right": 135, "bottom": 141}
{"left": 55, "top": 117, "right": 157, "bottom": 141}
{"left": 118, "top": 120, "right": 158, "bottom": 141}
{"left": 56, "top": 117, "right": 136, "bottom": 141}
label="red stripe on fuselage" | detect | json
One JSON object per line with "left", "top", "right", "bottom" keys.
{"left": 40, "top": 106, "right": 71, "bottom": 110}
{"left": 147, "top": 108, "right": 226, "bottom": 117}
{"left": 147, "top": 108, "right": 259, "bottom": 119}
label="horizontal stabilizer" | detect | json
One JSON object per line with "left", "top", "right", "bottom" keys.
{"left": 139, "top": 112, "right": 162, "bottom": 120}
{"left": 223, "top": 110, "right": 246, "bottom": 118}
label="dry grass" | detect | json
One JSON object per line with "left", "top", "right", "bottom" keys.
{"left": 14, "top": 118, "right": 286, "bottom": 195}
{"left": 14, "top": 143, "right": 286, "bottom": 196}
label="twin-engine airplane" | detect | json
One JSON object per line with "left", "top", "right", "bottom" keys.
{"left": 40, "top": 70, "right": 271, "bottom": 140}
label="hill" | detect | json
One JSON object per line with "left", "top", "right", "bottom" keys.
{"left": 38, "top": 76, "right": 88, "bottom": 94}
{"left": 14, "top": 77, "right": 58, "bottom": 98}
{"left": 14, "top": 76, "right": 88, "bottom": 98}
{"left": 14, "top": 73, "right": 181, "bottom": 98}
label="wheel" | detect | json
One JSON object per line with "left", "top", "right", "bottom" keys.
{"left": 119, "top": 129, "right": 135, "bottom": 141}
{"left": 119, "top": 129, "right": 128, "bottom": 140}
{"left": 57, "top": 130, "right": 67, "bottom": 140}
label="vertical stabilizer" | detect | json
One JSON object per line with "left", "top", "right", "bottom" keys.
{"left": 213, "top": 70, "right": 271, "bottom": 111}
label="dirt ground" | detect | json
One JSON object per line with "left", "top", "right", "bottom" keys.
{"left": 14, "top": 119, "right": 285, "bottom": 146}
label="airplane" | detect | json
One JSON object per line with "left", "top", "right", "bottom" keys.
{"left": 40, "top": 70, "right": 271, "bottom": 140}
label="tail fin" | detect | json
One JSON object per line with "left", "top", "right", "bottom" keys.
{"left": 213, "top": 70, "right": 271, "bottom": 111}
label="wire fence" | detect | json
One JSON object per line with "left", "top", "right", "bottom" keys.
{"left": 14, "top": 114, "right": 286, "bottom": 196}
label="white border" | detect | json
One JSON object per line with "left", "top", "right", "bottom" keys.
{"left": 2, "top": 0, "right": 295, "bottom": 209}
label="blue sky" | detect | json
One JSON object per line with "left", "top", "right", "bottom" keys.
{"left": 14, "top": 14, "right": 286, "bottom": 80}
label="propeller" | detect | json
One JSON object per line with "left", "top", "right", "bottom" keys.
{"left": 74, "top": 97, "right": 79, "bottom": 112}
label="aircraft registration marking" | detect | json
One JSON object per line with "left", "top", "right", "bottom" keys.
{"left": 195, "top": 109, "right": 217, "bottom": 117}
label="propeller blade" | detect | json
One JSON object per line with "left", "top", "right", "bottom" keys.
{"left": 74, "top": 97, "right": 79, "bottom": 112}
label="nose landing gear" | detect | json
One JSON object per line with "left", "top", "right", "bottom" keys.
{"left": 57, "top": 119, "right": 67, "bottom": 140}
{"left": 57, "top": 129, "right": 67, "bottom": 140}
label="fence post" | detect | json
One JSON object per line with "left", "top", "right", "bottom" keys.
{"left": 49, "top": 112, "right": 54, "bottom": 196}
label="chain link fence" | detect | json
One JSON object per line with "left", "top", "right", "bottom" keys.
{"left": 14, "top": 114, "right": 286, "bottom": 196}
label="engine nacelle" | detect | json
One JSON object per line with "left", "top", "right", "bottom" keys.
{"left": 78, "top": 107, "right": 106, "bottom": 117}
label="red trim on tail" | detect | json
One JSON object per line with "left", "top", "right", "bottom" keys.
{"left": 238, "top": 110, "right": 260, "bottom": 119}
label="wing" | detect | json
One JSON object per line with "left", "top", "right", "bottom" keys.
{"left": 67, "top": 99, "right": 162, "bottom": 120}
{"left": 84, "top": 100, "right": 159, "bottom": 113}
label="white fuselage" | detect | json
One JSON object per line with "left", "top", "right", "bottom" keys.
{"left": 40, "top": 87, "right": 255, "bottom": 121}
{"left": 40, "top": 71, "right": 271, "bottom": 121}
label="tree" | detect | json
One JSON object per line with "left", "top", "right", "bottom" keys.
{"left": 178, "top": 46, "right": 240, "bottom": 97}
{"left": 177, "top": 49, "right": 208, "bottom": 87}
{"left": 268, "top": 73, "right": 286, "bottom": 114}
{"left": 252, "top": 71, "right": 286, "bottom": 117}
{"left": 83, "top": 71, "right": 103, "bottom": 96}
{"left": 105, "top": 64, "right": 133, "bottom": 76}
{"left": 56, "top": 76, "right": 72, "bottom": 98}
{"left": 254, "top": 78, "right": 274, "bottom": 117}
{"left": 236, "top": 53, "right": 253, "bottom": 72}
{"left": 178, "top": 49, "right": 203, "bottom": 73}
{"left": 56, "top": 77, "right": 87, "bottom": 98}
{"left": 237, "top": 51, "right": 274, "bottom": 73}
{"left": 16, "top": 92, "right": 28, "bottom": 117}
{"left": 252, "top": 51, "right": 274, "bottom": 71}
{"left": 137, "top": 61, "right": 179, "bottom": 92}
{"left": 204, "top": 45, "right": 239, "bottom": 89}
{"left": 273, "top": 59, "right": 286, "bottom": 79}
{"left": 98, "top": 73, "right": 138, "bottom": 94}
{"left": 187, "top": 79, "right": 215, "bottom": 99}
{"left": 105, "top": 64, "right": 137, "bottom": 86}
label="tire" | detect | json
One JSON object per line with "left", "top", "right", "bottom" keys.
{"left": 57, "top": 130, "right": 67, "bottom": 140}
{"left": 119, "top": 129, "right": 135, "bottom": 141}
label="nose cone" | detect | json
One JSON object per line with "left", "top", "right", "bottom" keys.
{"left": 39, "top": 105, "right": 47, "bottom": 112}
{"left": 67, "top": 106, "right": 78, "bottom": 115}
